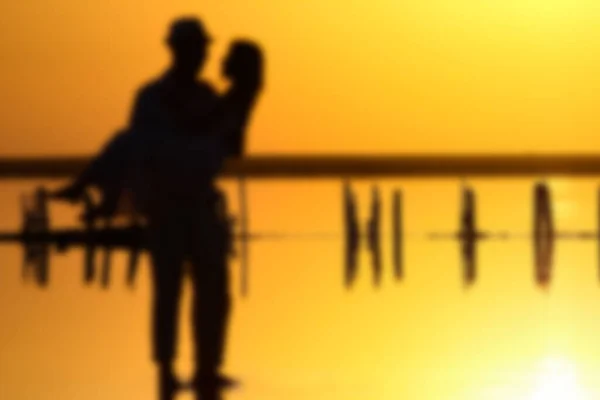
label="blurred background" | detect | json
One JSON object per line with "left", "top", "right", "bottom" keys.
{"left": 3, "top": 1, "right": 600, "bottom": 399}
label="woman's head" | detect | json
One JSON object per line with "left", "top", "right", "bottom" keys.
{"left": 222, "top": 40, "right": 264, "bottom": 90}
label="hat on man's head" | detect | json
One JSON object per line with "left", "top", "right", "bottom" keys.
{"left": 166, "top": 17, "right": 212, "bottom": 47}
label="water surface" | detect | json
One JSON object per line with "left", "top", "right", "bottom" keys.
{"left": 2, "top": 178, "right": 600, "bottom": 399}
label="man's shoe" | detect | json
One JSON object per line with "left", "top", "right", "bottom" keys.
{"left": 192, "top": 371, "right": 239, "bottom": 390}
{"left": 158, "top": 371, "right": 182, "bottom": 400}
{"left": 158, "top": 370, "right": 179, "bottom": 400}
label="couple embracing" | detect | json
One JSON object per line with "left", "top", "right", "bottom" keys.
{"left": 54, "top": 16, "right": 264, "bottom": 400}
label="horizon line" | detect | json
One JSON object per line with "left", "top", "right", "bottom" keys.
{"left": 4, "top": 153, "right": 600, "bottom": 179}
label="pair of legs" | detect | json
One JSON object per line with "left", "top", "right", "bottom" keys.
{"left": 54, "top": 129, "right": 137, "bottom": 220}
{"left": 147, "top": 196, "right": 232, "bottom": 400}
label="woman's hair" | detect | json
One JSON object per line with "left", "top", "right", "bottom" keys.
{"left": 208, "top": 40, "right": 264, "bottom": 157}
{"left": 226, "top": 40, "right": 264, "bottom": 91}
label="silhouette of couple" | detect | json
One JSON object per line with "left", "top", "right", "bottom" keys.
{"left": 53, "top": 16, "right": 264, "bottom": 400}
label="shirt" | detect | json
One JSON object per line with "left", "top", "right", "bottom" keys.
{"left": 125, "top": 73, "right": 227, "bottom": 213}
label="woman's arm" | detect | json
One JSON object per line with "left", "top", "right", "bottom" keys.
{"left": 198, "top": 88, "right": 260, "bottom": 157}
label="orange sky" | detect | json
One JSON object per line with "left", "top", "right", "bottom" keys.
{"left": 2, "top": 1, "right": 600, "bottom": 155}
{"left": 3, "top": 1, "right": 600, "bottom": 399}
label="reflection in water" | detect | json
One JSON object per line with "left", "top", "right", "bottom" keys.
{"left": 460, "top": 185, "right": 477, "bottom": 287}
{"left": 367, "top": 186, "right": 382, "bottom": 287}
{"left": 392, "top": 189, "right": 403, "bottom": 280}
{"left": 533, "top": 182, "right": 554, "bottom": 289}
{"left": 4, "top": 179, "right": 600, "bottom": 399}
{"left": 529, "top": 357, "right": 590, "bottom": 400}
{"left": 343, "top": 182, "right": 359, "bottom": 288}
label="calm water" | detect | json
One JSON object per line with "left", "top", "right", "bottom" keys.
{"left": 3, "top": 178, "right": 600, "bottom": 400}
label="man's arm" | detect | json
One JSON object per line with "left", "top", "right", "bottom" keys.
{"left": 129, "top": 84, "right": 157, "bottom": 131}
{"left": 129, "top": 89, "right": 147, "bottom": 130}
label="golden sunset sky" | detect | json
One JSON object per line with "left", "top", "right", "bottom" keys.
{"left": 3, "top": 1, "right": 600, "bottom": 399}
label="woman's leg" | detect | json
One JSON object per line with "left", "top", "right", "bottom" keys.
{"left": 53, "top": 129, "right": 135, "bottom": 201}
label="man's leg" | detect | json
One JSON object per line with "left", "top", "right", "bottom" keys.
{"left": 189, "top": 209, "right": 232, "bottom": 385}
{"left": 194, "top": 258, "right": 231, "bottom": 375}
{"left": 148, "top": 215, "right": 187, "bottom": 400}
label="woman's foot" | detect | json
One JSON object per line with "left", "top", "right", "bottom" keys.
{"left": 51, "top": 183, "right": 86, "bottom": 202}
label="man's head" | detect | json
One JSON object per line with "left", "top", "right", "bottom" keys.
{"left": 166, "top": 17, "right": 212, "bottom": 78}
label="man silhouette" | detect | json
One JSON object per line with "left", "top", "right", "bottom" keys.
{"left": 131, "top": 18, "right": 235, "bottom": 399}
